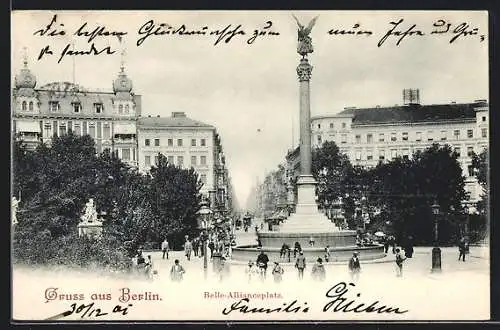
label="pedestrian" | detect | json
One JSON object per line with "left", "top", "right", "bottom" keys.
{"left": 295, "top": 251, "right": 306, "bottom": 280}
{"left": 193, "top": 238, "right": 199, "bottom": 257}
{"left": 309, "top": 236, "right": 315, "bottom": 247}
{"left": 395, "top": 248, "right": 406, "bottom": 277}
{"left": 245, "top": 261, "right": 258, "bottom": 283}
{"left": 324, "top": 245, "right": 331, "bottom": 262}
{"left": 217, "top": 256, "right": 229, "bottom": 282}
{"left": 217, "top": 240, "right": 225, "bottom": 255}
{"left": 311, "top": 258, "right": 326, "bottom": 281}
{"left": 389, "top": 236, "right": 396, "bottom": 254}
{"left": 256, "top": 250, "right": 270, "bottom": 280}
{"left": 280, "top": 243, "right": 289, "bottom": 259}
{"left": 383, "top": 236, "right": 389, "bottom": 253}
{"left": 458, "top": 237, "right": 467, "bottom": 262}
{"left": 404, "top": 236, "right": 414, "bottom": 258}
{"left": 348, "top": 252, "right": 361, "bottom": 282}
{"left": 161, "top": 238, "right": 170, "bottom": 260}
{"left": 184, "top": 239, "right": 193, "bottom": 261}
{"left": 135, "top": 248, "right": 146, "bottom": 274}
{"left": 260, "top": 222, "right": 264, "bottom": 230}
{"left": 208, "top": 241, "right": 215, "bottom": 259}
{"left": 144, "top": 255, "right": 153, "bottom": 280}
{"left": 272, "top": 261, "right": 284, "bottom": 283}
{"left": 293, "top": 241, "right": 302, "bottom": 258}
{"left": 170, "top": 259, "right": 186, "bottom": 282}
{"left": 257, "top": 238, "right": 262, "bottom": 248}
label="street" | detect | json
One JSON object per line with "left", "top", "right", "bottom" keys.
{"left": 145, "top": 228, "right": 489, "bottom": 282}
{"left": 12, "top": 227, "right": 489, "bottom": 321}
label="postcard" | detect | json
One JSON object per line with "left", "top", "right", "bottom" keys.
{"left": 11, "top": 10, "right": 490, "bottom": 322}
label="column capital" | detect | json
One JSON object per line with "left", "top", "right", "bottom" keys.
{"left": 297, "top": 58, "right": 313, "bottom": 82}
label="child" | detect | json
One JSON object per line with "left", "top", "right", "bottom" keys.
{"left": 272, "top": 261, "right": 285, "bottom": 283}
{"left": 324, "top": 245, "right": 331, "bottom": 262}
{"left": 245, "top": 260, "right": 258, "bottom": 283}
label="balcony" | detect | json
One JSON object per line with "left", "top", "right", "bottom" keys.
{"left": 113, "top": 134, "right": 136, "bottom": 144}
{"left": 16, "top": 132, "right": 41, "bottom": 143}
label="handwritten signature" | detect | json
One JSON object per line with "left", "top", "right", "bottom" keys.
{"left": 323, "top": 282, "right": 408, "bottom": 314}
{"left": 45, "top": 302, "right": 132, "bottom": 320}
{"left": 221, "top": 281, "right": 408, "bottom": 315}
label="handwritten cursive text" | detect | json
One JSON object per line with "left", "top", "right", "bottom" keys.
{"left": 222, "top": 298, "right": 309, "bottom": 315}
{"left": 323, "top": 282, "right": 408, "bottom": 314}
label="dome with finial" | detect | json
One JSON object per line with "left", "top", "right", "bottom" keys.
{"left": 112, "top": 65, "right": 133, "bottom": 94}
{"left": 15, "top": 51, "right": 36, "bottom": 89}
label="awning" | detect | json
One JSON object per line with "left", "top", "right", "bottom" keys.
{"left": 113, "top": 122, "right": 136, "bottom": 135}
{"left": 16, "top": 120, "right": 40, "bottom": 133}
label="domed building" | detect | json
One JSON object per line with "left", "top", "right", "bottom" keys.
{"left": 12, "top": 57, "right": 141, "bottom": 167}
{"left": 12, "top": 53, "right": 236, "bottom": 213}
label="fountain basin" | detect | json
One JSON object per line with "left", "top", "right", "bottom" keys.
{"left": 231, "top": 244, "right": 385, "bottom": 263}
{"left": 257, "top": 230, "right": 358, "bottom": 248}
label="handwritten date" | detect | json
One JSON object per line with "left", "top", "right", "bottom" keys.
{"left": 46, "top": 302, "right": 133, "bottom": 320}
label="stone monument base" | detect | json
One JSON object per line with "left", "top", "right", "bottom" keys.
{"left": 78, "top": 221, "right": 103, "bottom": 239}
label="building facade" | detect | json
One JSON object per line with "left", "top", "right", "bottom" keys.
{"left": 287, "top": 91, "right": 488, "bottom": 205}
{"left": 137, "top": 112, "right": 233, "bottom": 207}
{"left": 12, "top": 57, "right": 237, "bottom": 215}
{"left": 12, "top": 58, "right": 141, "bottom": 168}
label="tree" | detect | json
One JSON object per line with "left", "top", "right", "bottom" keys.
{"left": 312, "top": 141, "right": 351, "bottom": 206}
{"left": 471, "top": 148, "right": 489, "bottom": 241}
{"left": 312, "top": 141, "right": 360, "bottom": 228}
{"left": 148, "top": 153, "right": 203, "bottom": 249}
{"left": 367, "top": 144, "right": 467, "bottom": 244}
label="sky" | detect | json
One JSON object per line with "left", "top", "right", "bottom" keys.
{"left": 11, "top": 11, "right": 489, "bottom": 208}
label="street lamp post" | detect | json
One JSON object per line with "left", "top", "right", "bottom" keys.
{"left": 431, "top": 201, "right": 441, "bottom": 273}
{"left": 197, "top": 199, "right": 213, "bottom": 279}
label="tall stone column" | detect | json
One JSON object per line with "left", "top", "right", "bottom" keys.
{"left": 295, "top": 57, "right": 319, "bottom": 215}
{"left": 297, "top": 58, "right": 313, "bottom": 175}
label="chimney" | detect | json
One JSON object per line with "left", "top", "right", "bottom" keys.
{"left": 172, "top": 112, "right": 186, "bottom": 118}
{"left": 403, "top": 88, "right": 421, "bottom": 105}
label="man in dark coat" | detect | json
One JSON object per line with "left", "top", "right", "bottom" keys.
{"left": 348, "top": 252, "right": 361, "bottom": 282}
{"left": 256, "top": 251, "right": 270, "bottom": 279}
{"left": 295, "top": 251, "right": 306, "bottom": 280}
{"left": 458, "top": 237, "right": 467, "bottom": 262}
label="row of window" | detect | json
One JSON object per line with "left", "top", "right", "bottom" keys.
{"left": 317, "top": 128, "right": 487, "bottom": 145}
{"left": 118, "top": 148, "right": 137, "bottom": 162}
{"left": 46, "top": 101, "right": 132, "bottom": 114}
{"left": 20, "top": 101, "right": 35, "bottom": 111}
{"left": 314, "top": 116, "right": 487, "bottom": 131}
{"left": 43, "top": 120, "right": 113, "bottom": 139}
{"left": 144, "top": 155, "right": 207, "bottom": 167}
{"left": 316, "top": 122, "right": 348, "bottom": 130}
{"left": 47, "top": 101, "right": 107, "bottom": 114}
{"left": 351, "top": 146, "right": 476, "bottom": 161}
{"left": 144, "top": 138, "right": 207, "bottom": 147}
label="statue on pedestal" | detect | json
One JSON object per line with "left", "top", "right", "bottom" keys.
{"left": 78, "top": 198, "right": 103, "bottom": 238}
{"left": 292, "top": 15, "right": 318, "bottom": 57}
{"left": 12, "top": 197, "right": 19, "bottom": 226}
{"left": 81, "top": 198, "right": 98, "bottom": 223}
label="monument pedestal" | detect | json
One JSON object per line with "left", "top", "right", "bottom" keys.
{"left": 279, "top": 175, "right": 339, "bottom": 233}
{"left": 78, "top": 220, "right": 103, "bottom": 239}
